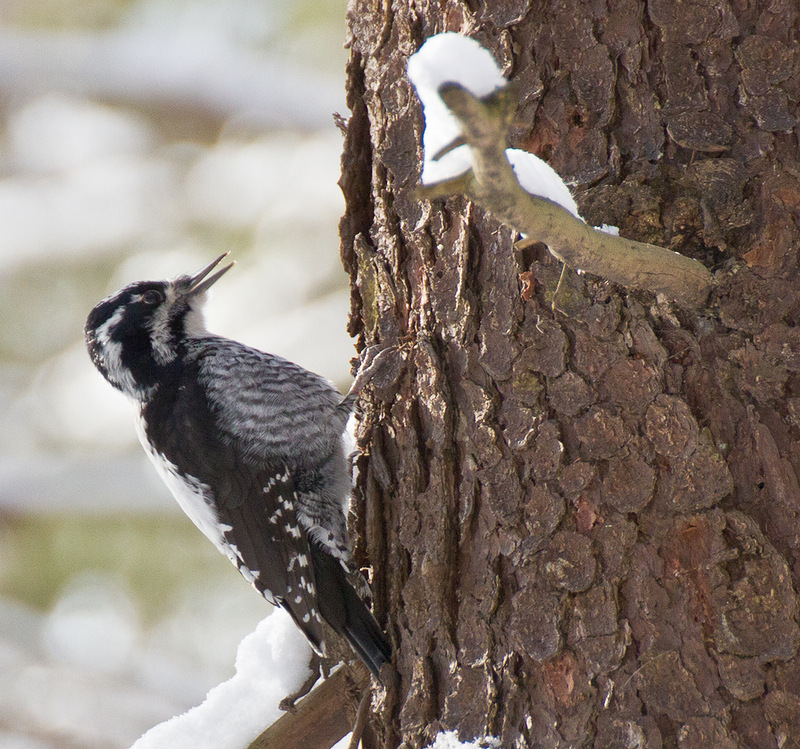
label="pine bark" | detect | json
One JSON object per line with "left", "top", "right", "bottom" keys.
{"left": 340, "top": 2, "right": 800, "bottom": 747}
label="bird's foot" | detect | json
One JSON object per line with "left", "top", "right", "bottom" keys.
{"left": 341, "top": 344, "right": 403, "bottom": 409}
{"left": 278, "top": 652, "right": 321, "bottom": 712}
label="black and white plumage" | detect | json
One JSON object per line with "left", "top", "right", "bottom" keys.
{"left": 84, "top": 254, "right": 390, "bottom": 679}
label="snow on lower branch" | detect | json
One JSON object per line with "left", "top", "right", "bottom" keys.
{"left": 130, "top": 609, "right": 313, "bottom": 749}
{"left": 407, "top": 33, "right": 581, "bottom": 219}
{"left": 427, "top": 731, "right": 501, "bottom": 749}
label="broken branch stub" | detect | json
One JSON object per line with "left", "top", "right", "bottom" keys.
{"left": 419, "top": 83, "right": 713, "bottom": 309}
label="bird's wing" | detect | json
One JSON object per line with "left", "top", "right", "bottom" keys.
{"left": 189, "top": 337, "right": 350, "bottom": 466}
{"left": 144, "top": 363, "right": 328, "bottom": 653}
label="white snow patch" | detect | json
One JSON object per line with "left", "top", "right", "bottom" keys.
{"left": 130, "top": 609, "right": 313, "bottom": 749}
{"left": 427, "top": 731, "right": 501, "bottom": 749}
{"left": 407, "top": 33, "right": 581, "bottom": 218}
{"left": 597, "top": 223, "right": 620, "bottom": 235}
{"left": 506, "top": 149, "right": 582, "bottom": 219}
{"left": 406, "top": 32, "right": 508, "bottom": 99}
{"left": 406, "top": 33, "right": 506, "bottom": 185}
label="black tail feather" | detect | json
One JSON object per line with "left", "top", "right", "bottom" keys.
{"left": 341, "top": 581, "right": 392, "bottom": 679}
{"left": 309, "top": 540, "right": 391, "bottom": 680}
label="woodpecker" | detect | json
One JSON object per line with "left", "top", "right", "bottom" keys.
{"left": 84, "top": 253, "right": 390, "bottom": 679}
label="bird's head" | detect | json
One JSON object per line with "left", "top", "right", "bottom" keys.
{"left": 85, "top": 253, "right": 234, "bottom": 400}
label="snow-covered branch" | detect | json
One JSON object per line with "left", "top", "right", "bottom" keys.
{"left": 407, "top": 34, "right": 713, "bottom": 309}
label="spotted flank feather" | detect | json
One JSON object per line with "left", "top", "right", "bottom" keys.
{"left": 219, "top": 468, "right": 326, "bottom": 653}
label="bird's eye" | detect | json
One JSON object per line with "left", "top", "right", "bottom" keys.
{"left": 142, "top": 290, "right": 164, "bottom": 305}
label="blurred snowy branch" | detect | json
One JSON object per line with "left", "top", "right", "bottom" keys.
{"left": 0, "top": 27, "right": 345, "bottom": 130}
{"left": 0, "top": 454, "right": 172, "bottom": 512}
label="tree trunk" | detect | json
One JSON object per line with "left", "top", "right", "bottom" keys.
{"left": 340, "top": 2, "right": 800, "bottom": 747}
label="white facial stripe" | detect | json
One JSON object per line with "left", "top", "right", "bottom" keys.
{"left": 94, "top": 307, "right": 152, "bottom": 398}
{"left": 147, "top": 286, "right": 178, "bottom": 365}
{"left": 94, "top": 306, "right": 125, "bottom": 348}
{"left": 183, "top": 294, "right": 209, "bottom": 337}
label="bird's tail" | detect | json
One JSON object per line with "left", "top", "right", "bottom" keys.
{"left": 340, "top": 580, "right": 392, "bottom": 680}
{"left": 309, "top": 541, "right": 391, "bottom": 680}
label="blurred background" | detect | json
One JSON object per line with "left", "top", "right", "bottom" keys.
{"left": 0, "top": 0, "right": 351, "bottom": 746}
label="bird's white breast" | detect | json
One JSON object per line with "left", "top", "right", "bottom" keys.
{"left": 134, "top": 411, "right": 231, "bottom": 552}
{"left": 134, "top": 410, "right": 265, "bottom": 597}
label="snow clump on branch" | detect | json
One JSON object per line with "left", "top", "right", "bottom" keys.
{"left": 406, "top": 32, "right": 582, "bottom": 220}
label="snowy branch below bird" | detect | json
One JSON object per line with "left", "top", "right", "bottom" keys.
{"left": 406, "top": 33, "right": 713, "bottom": 309}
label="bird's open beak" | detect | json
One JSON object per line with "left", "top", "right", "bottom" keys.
{"left": 188, "top": 252, "right": 235, "bottom": 296}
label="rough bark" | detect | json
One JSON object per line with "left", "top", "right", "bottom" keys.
{"left": 340, "top": 1, "right": 800, "bottom": 747}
